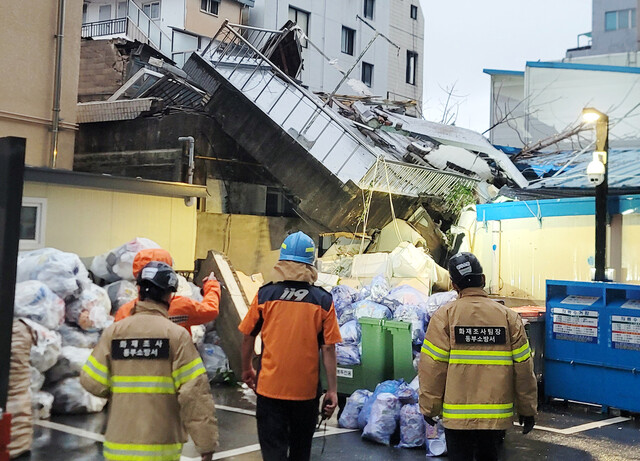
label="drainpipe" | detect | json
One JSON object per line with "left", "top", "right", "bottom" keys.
{"left": 178, "top": 136, "right": 195, "bottom": 207}
{"left": 50, "top": 0, "right": 66, "bottom": 169}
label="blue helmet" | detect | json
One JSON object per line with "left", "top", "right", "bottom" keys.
{"left": 279, "top": 231, "right": 316, "bottom": 265}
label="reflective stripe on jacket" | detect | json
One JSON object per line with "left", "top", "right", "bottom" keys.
{"left": 418, "top": 287, "right": 537, "bottom": 430}
{"left": 80, "top": 300, "right": 218, "bottom": 458}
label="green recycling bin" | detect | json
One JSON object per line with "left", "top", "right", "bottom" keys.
{"left": 321, "top": 317, "right": 393, "bottom": 395}
{"left": 382, "top": 319, "right": 415, "bottom": 383}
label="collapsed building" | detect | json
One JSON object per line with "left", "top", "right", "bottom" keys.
{"left": 74, "top": 21, "right": 528, "bottom": 266}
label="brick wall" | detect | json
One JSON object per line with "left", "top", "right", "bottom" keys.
{"left": 78, "top": 39, "right": 128, "bottom": 102}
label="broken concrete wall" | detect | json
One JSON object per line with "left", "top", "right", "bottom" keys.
{"left": 78, "top": 39, "right": 128, "bottom": 102}
{"left": 75, "top": 111, "right": 280, "bottom": 187}
{"left": 196, "top": 212, "right": 321, "bottom": 279}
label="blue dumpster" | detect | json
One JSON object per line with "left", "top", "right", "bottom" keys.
{"left": 545, "top": 280, "right": 640, "bottom": 412}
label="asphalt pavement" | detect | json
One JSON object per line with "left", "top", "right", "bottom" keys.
{"left": 15, "top": 385, "right": 640, "bottom": 461}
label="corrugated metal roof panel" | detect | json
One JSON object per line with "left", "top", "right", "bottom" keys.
{"left": 518, "top": 148, "right": 640, "bottom": 189}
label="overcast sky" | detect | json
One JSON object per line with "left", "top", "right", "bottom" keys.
{"left": 419, "top": 0, "right": 593, "bottom": 133}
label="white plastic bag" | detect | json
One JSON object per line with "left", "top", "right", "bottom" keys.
{"left": 176, "top": 275, "right": 193, "bottom": 298}
{"left": 191, "top": 324, "right": 206, "bottom": 347}
{"left": 338, "top": 389, "right": 372, "bottom": 429}
{"left": 188, "top": 282, "right": 204, "bottom": 302}
{"left": 30, "top": 366, "right": 45, "bottom": 394}
{"left": 14, "top": 281, "right": 65, "bottom": 330}
{"left": 46, "top": 346, "right": 92, "bottom": 385}
{"left": 48, "top": 377, "right": 107, "bottom": 414}
{"left": 336, "top": 344, "right": 361, "bottom": 366}
{"left": 362, "top": 393, "right": 401, "bottom": 445}
{"left": 17, "top": 248, "right": 91, "bottom": 299}
{"left": 425, "top": 291, "right": 458, "bottom": 317}
{"left": 25, "top": 319, "right": 62, "bottom": 373}
{"left": 398, "top": 403, "right": 426, "bottom": 448}
{"left": 32, "top": 391, "right": 54, "bottom": 420}
{"left": 90, "top": 238, "right": 160, "bottom": 282}
{"left": 65, "top": 284, "right": 113, "bottom": 331}
{"left": 198, "top": 343, "right": 230, "bottom": 382}
{"left": 339, "top": 320, "right": 361, "bottom": 344}
{"left": 105, "top": 280, "right": 137, "bottom": 314}
{"left": 354, "top": 300, "right": 392, "bottom": 320}
{"left": 58, "top": 323, "right": 100, "bottom": 348}
{"left": 390, "top": 242, "right": 437, "bottom": 280}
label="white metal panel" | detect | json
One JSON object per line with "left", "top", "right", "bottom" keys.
{"left": 525, "top": 66, "right": 640, "bottom": 149}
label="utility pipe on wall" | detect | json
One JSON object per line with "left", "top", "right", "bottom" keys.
{"left": 50, "top": 0, "right": 66, "bottom": 168}
{"left": 179, "top": 136, "right": 195, "bottom": 207}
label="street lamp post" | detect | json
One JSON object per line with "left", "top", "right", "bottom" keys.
{"left": 582, "top": 108, "right": 609, "bottom": 282}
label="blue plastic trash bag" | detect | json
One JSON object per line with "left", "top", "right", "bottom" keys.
{"left": 358, "top": 379, "right": 402, "bottom": 429}
{"left": 393, "top": 304, "right": 426, "bottom": 346}
{"left": 360, "top": 274, "right": 390, "bottom": 303}
{"left": 425, "top": 291, "right": 458, "bottom": 317}
{"left": 398, "top": 403, "right": 426, "bottom": 448}
{"left": 336, "top": 344, "right": 361, "bottom": 366}
{"left": 339, "top": 320, "right": 361, "bottom": 344}
{"left": 331, "top": 285, "right": 358, "bottom": 323}
{"left": 354, "top": 300, "right": 392, "bottom": 321}
{"left": 338, "top": 389, "right": 372, "bottom": 429}
{"left": 396, "top": 382, "right": 419, "bottom": 405}
{"left": 383, "top": 285, "right": 429, "bottom": 309}
{"left": 362, "top": 393, "right": 401, "bottom": 445}
{"left": 338, "top": 304, "right": 357, "bottom": 325}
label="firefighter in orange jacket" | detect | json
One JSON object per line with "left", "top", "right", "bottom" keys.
{"left": 419, "top": 252, "right": 537, "bottom": 461}
{"left": 114, "top": 248, "right": 220, "bottom": 333}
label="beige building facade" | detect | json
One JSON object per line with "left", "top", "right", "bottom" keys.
{"left": 81, "top": 0, "right": 251, "bottom": 65}
{"left": 0, "top": 0, "right": 84, "bottom": 169}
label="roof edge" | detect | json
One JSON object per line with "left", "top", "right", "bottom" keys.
{"left": 24, "top": 167, "right": 208, "bottom": 200}
{"left": 483, "top": 68, "right": 525, "bottom": 77}
{"left": 526, "top": 61, "right": 640, "bottom": 74}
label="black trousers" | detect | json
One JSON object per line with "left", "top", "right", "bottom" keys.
{"left": 444, "top": 428, "right": 506, "bottom": 461}
{"left": 256, "top": 395, "right": 319, "bottom": 461}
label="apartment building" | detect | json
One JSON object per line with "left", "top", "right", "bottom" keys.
{"left": 82, "top": 0, "right": 254, "bottom": 65}
{"left": 249, "top": 0, "right": 424, "bottom": 110}
{"left": 0, "top": 0, "right": 84, "bottom": 169}
{"left": 567, "top": 0, "right": 639, "bottom": 58}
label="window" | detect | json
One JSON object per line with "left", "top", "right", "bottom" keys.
{"left": 117, "top": 1, "right": 127, "bottom": 18}
{"left": 341, "top": 26, "right": 355, "bottom": 55}
{"left": 362, "top": 62, "right": 373, "bottom": 87}
{"left": 406, "top": 51, "right": 417, "bottom": 85}
{"left": 19, "top": 198, "right": 46, "bottom": 250}
{"left": 266, "top": 188, "right": 296, "bottom": 217}
{"left": 364, "top": 0, "right": 374, "bottom": 20}
{"left": 143, "top": 1, "right": 160, "bottom": 19}
{"left": 605, "top": 9, "right": 636, "bottom": 31}
{"left": 201, "top": 0, "right": 219, "bottom": 15}
{"left": 82, "top": 3, "right": 87, "bottom": 23}
{"left": 99, "top": 4, "right": 112, "bottom": 21}
{"left": 410, "top": 4, "right": 418, "bottom": 20}
{"left": 288, "top": 6, "right": 309, "bottom": 47}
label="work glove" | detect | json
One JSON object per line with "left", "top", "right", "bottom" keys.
{"left": 519, "top": 415, "right": 535, "bottom": 435}
{"left": 423, "top": 415, "right": 437, "bottom": 426}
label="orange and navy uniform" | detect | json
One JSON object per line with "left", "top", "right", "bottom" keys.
{"left": 113, "top": 248, "right": 220, "bottom": 333}
{"left": 238, "top": 281, "right": 342, "bottom": 401}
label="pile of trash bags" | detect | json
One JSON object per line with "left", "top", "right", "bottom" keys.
{"left": 331, "top": 274, "right": 457, "bottom": 366}
{"left": 14, "top": 247, "right": 112, "bottom": 418}
{"left": 90, "top": 237, "right": 160, "bottom": 283}
{"left": 339, "top": 378, "right": 447, "bottom": 454}
{"left": 13, "top": 239, "right": 232, "bottom": 418}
